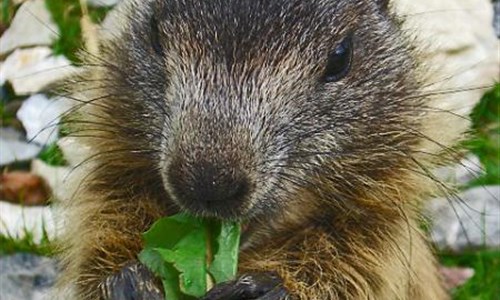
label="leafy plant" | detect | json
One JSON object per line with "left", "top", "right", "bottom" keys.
{"left": 465, "top": 83, "right": 500, "bottom": 186}
{"left": 443, "top": 83, "right": 500, "bottom": 299}
{"left": 44, "top": 0, "right": 110, "bottom": 62}
{"left": 441, "top": 250, "right": 500, "bottom": 300}
{"left": 0, "top": 227, "right": 54, "bottom": 256}
{"left": 38, "top": 143, "right": 67, "bottom": 166}
{"left": 139, "top": 214, "right": 241, "bottom": 300}
{"left": 1, "top": 0, "right": 15, "bottom": 26}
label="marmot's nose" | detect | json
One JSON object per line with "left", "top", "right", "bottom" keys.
{"left": 167, "top": 161, "right": 250, "bottom": 214}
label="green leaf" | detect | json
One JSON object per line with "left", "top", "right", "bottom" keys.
{"left": 156, "top": 228, "right": 207, "bottom": 297}
{"left": 141, "top": 214, "right": 241, "bottom": 299}
{"left": 138, "top": 248, "right": 182, "bottom": 300}
{"left": 142, "top": 214, "right": 200, "bottom": 249}
{"left": 208, "top": 222, "right": 241, "bottom": 283}
{"left": 142, "top": 214, "right": 207, "bottom": 297}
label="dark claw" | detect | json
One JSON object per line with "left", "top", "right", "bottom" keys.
{"left": 101, "top": 262, "right": 164, "bottom": 300}
{"left": 202, "top": 272, "right": 290, "bottom": 300}
{"left": 255, "top": 286, "right": 290, "bottom": 300}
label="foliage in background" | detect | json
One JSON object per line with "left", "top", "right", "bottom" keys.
{"left": 38, "top": 143, "right": 67, "bottom": 166}
{"left": 441, "top": 250, "right": 500, "bottom": 300}
{"left": 45, "top": 0, "right": 109, "bottom": 62}
{"left": 466, "top": 83, "right": 500, "bottom": 186}
{"left": 443, "top": 83, "right": 500, "bottom": 299}
{"left": 0, "top": 0, "right": 15, "bottom": 28}
{"left": 0, "top": 229, "right": 54, "bottom": 256}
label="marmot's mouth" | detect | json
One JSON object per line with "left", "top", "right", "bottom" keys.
{"left": 176, "top": 199, "right": 252, "bottom": 221}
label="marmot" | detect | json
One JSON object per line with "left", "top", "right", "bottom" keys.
{"left": 56, "top": 0, "right": 457, "bottom": 299}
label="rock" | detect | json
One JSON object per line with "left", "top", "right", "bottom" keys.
{"left": 0, "top": 47, "right": 77, "bottom": 95}
{"left": 98, "top": 0, "right": 129, "bottom": 39}
{"left": 0, "top": 201, "right": 57, "bottom": 244}
{"left": 0, "top": 127, "right": 42, "bottom": 166}
{"left": 57, "top": 137, "right": 92, "bottom": 167}
{"left": 434, "top": 154, "right": 483, "bottom": 186}
{"left": 0, "top": 254, "right": 58, "bottom": 300}
{"left": 494, "top": 1, "right": 500, "bottom": 38}
{"left": 0, "top": 171, "right": 50, "bottom": 206}
{"left": 87, "top": 0, "right": 121, "bottom": 7}
{"left": 16, "top": 94, "right": 71, "bottom": 146}
{"left": 426, "top": 186, "right": 500, "bottom": 251}
{"left": 1, "top": 47, "right": 52, "bottom": 84}
{"left": 439, "top": 266, "right": 475, "bottom": 290}
{"left": 50, "top": 138, "right": 94, "bottom": 203}
{"left": 0, "top": 0, "right": 59, "bottom": 56}
{"left": 393, "top": 0, "right": 500, "bottom": 154}
{"left": 31, "top": 159, "right": 71, "bottom": 202}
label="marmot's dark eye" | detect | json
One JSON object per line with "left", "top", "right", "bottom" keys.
{"left": 150, "top": 16, "right": 163, "bottom": 55}
{"left": 322, "top": 37, "right": 353, "bottom": 83}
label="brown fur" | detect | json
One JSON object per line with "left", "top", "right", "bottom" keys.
{"left": 55, "top": 0, "right": 456, "bottom": 299}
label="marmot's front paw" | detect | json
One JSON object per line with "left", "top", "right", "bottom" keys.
{"left": 100, "top": 262, "right": 164, "bottom": 300}
{"left": 202, "top": 272, "right": 291, "bottom": 300}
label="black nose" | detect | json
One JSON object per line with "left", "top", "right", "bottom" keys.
{"left": 167, "top": 161, "right": 250, "bottom": 214}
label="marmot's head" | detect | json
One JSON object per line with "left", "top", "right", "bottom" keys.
{"left": 95, "top": 0, "right": 422, "bottom": 220}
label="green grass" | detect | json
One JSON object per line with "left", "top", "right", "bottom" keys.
{"left": 445, "top": 85, "right": 500, "bottom": 299}
{"left": 45, "top": 0, "right": 110, "bottom": 62}
{"left": 466, "top": 84, "right": 500, "bottom": 186}
{"left": 38, "top": 143, "right": 67, "bottom": 166}
{"left": 0, "top": 229, "right": 54, "bottom": 257}
{"left": 441, "top": 250, "right": 500, "bottom": 300}
{"left": 0, "top": 0, "right": 15, "bottom": 26}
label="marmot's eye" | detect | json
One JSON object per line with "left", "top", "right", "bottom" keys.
{"left": 322, "top": 37, "right": 353, "bottom": 83}
{"left": 150, "top": 16, "right": 163, "bottom": 55}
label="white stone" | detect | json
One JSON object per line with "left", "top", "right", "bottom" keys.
{"left": 434, "top": 154, "right": 483, "bottom": 186}
{"left": 87, "top": 0, "right": 121, "bottom": 7}
{"left": 0, "top": 47, "right": 52, "bottom": 84}
{"left": 16, "top": 94, "right": 67, "bottom": 146}
{"left": 0, "top": 254, "right": 58, "bottom": 300}
{"left": 57, "top": 136, "right": 92, "bottom": 167}
{"left": 0, "top": 47, "right": 77, "bottom": 95}
{"left": 98, "top": 0, "right": 130, "bottom": 39}
{"left": 393, "top": 0, "right": 500, "bottom": 153}
{"left": 0, "top": 0, "right": 59, "bottom": 56}
{"left": 427, "top": 186, "right": 500, "bottom": 251}
{"left": 0, "top": 128, "right": 42, "bottom": 166}
{"left": 31, "top": 159, "right": 72, "bottom": 203}
{"left": 0, "top": 201, "right": 57, "bottom": 244}
{"left": 55, "top": 137, "right": 94, "bottom": 203}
